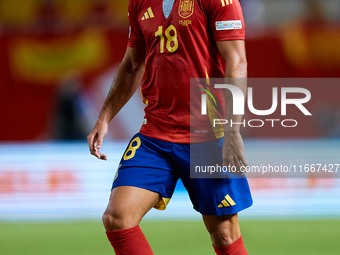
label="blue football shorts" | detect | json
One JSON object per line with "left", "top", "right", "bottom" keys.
{"left": 111, "top": 133, "right": 253, "bottom": 216}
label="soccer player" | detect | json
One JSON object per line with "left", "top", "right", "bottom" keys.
{"left": 87, "top": 0, "right": 253, "bottom": 254}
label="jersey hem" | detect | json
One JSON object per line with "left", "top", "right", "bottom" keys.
{"left": 127, "top": 40, "right": 145, "bottom": 48}
{"left": 139, "top": 130, "right": 224, "bottom": 144}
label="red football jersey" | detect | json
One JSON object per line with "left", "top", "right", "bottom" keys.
{"left": 128, "top": 0, "right": 245, "bottom": 143}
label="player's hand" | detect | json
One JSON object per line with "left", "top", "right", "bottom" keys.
{"left": 87, "top": 120, "right": 109, "bottom": 160}
{"left": 222, "top": 131, "right": 249, "bottom": 175}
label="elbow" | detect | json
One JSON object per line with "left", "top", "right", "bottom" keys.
{"left": 129, "top": 56, "right": 145, "bottom": 74}
{"left": 133, "top": 62, "right": 145, "bottom": 77}
{"left": 123, "top": 59, "right": 145, "bottom": 75}
{"left": 235, "top": 52, "right": 247, "bottom": 70}
{"left": 227, "top": 55, "right": 247, "bottom": 77}
{"left": 239, "top": 57, "right": 247, "bottom": 75}
{"left": 241, "top": 55, "right": 247, "bottom": 67}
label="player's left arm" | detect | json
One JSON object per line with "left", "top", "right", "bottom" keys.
{"left": 216, "top": 40, "right": 248, "bottom": 173}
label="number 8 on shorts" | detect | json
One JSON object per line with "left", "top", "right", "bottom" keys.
{"left": 123, "top": 137, "right": 141, "bottom": 160}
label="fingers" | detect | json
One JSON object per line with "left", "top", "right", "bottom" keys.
{"left": 223, "top": 153, "right": 245, "bottom": 176}
{"left": 234, "top": 156, "right": 242, "bottom": 170}
{"left": 93, "top": 143, "right": 108, "bottom": 161}
{"left": 98, "top": 152, "right": 108, "bottom": 161}
{"left": 87, "top": 130, "right": 107, "bottom": 160}
{"left": 231, "top": 155, "right": 244, "bottom": 175}
{"left": 87, "top": 132, "right": 96, "bottom": 155}
{"left": 235, "top": 158, "right": 244, "bottom": 175}
{"left": 95, "top": 130, "right": 105, "bottom": 150}
{"left": 223, "top": 155, "right": 233, "bottom": 170}
{"left": 222, "top": 134, "right": 248, "bottom": 175}
{"left": 93, "top": 146, "right": 107, "bottom": 160}
{"left": 239, "top": 154, "right": 249, "bottom": 168}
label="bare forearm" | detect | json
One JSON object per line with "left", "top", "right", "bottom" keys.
{"left": 88, "top": 47, "right": 145, "bottom": 160}
{"left": 224, "top": 58, "right": 247, "bottom": 134}
{"left": 222, "top": 56, "right": 248, "bottom": 170}
{"left": 98, "top": 58, "right": 145, "bottom": 124}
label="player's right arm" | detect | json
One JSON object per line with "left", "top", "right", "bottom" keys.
{"left": 87, "top": 46, "right": 145, "bottom": 160}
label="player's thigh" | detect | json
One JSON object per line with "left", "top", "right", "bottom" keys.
{"left": 112, "top": 133, "right": 178, "bottom": 210}
{"left": 103, "top": 186, "right": 161, "bottom": 230}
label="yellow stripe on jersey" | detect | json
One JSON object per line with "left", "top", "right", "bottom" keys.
{"left": 205, "top": 68, "right": 210, "bottom": 85}
{"left": 144, "top": 11, "right": 149, "bottom": 19}
{"left": 140, "top": 88, "right": 149, "bottom": 105}
{"left": 221, "top": 0, "right": 233, "bottom": 6}
{"left": 147, "top": 7, "right": 154, "bottom": 18}
{"left": 205, "top": 67, "right": 224, "bottom": 140}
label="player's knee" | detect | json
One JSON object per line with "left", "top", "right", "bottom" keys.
{"left": 209, "top": 227, "right": 235, "bottom": 246}
{"left": 207, "top": 218, "right": 241, "bottom": 247}
{"left": 102, "top": 210, "right": 127, "bottom": 231}
{"left": 204, "top": 214, "right": 241, "bottom": 246}
{"left": 102, "top": 210, "right": 139, "bottom": 231}
{"left": 102, "top": 210, "right": 114, "bottom": 230}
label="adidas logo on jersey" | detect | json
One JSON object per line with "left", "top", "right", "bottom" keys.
{"left": 141, "top": 7, "right": 155, "bottom": 20}
{"left": 218, "top": 194, "right": 236, "bottom": 208}
{"left": 221, "top": 0, "right": 233, "bottom": 7}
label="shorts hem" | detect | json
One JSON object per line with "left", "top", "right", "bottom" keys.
{"left": 194, "top": 201, "right": 253, "bottom": 216}
{"left": 111, "top": 183, "right": 171, "bottom": 211}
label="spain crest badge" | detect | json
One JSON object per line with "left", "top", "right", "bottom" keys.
{"left": 178, "top": 0, "right": 194, "bottom": 19}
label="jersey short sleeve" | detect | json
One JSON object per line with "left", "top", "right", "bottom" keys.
{"left": 202, "top": 0, "right": 245, "bottom": 41}
{"left": 127, "top": 0, "right": 145, "bottom": 48}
